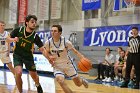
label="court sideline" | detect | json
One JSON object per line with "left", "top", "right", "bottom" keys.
{"left": 0, "top": 69, "right": 139, "bottom": 93}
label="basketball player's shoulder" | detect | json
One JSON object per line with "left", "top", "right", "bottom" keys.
{"left": 4, "top": 31, "right": 9, "bottom": 36}
{"left": 45, "top": 37, "right": 52, "bottom": 45}
{"left": 61, "top": 36, "right": 70, "bottom": 43}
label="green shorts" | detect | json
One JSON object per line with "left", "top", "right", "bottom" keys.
{"left": 13, "top": 53, "right": 36, "bottom": 71}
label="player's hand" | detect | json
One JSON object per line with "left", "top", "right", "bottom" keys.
{"left": 49, "top": 55, "right": 56, "bottom": 67}
{"left": 14, "top": 37, "right": 19, "bottom": 42}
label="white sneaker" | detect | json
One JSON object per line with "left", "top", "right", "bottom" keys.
{"left": 106, "top": 77, "right": 112, "bottom": 82}
{"left": 114, "top": 76, "right": 119, "bottom": 81}
{"left": 81, "top": 76, "right": 89, "bottom": 88}
{"left": 102, "top": 77, "right": 108, "bottom": 82}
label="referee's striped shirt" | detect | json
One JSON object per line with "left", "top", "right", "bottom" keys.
{"left": 129, "top": 36, "right": 140, "bottom": 53}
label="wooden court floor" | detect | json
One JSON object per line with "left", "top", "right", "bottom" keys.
{"left": 0, "top": 70, "right": 140, "bottom": 93}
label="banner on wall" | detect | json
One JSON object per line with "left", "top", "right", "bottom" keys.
{"left": 82, "top": 0, "right": 101, "bottom": 11}
{"left": 28, "top": 0, "right": 38, "bottom": 16}
{"left": 38, "top": 0, "right": 49, "bottom": 20}
{"left": 113, "top": 0, "right": 128, "bottom": 11}
{"left": 84, "top": 24, "right": 140, "bottom": 46}
{"left": 9, "top": 0, "right": 18, "bottom": 24}
{"left": 18, "top": 0, "right": 28, "bottom": 24}
{"left": 51, "top": 0, "right": 62, "bottom": 19}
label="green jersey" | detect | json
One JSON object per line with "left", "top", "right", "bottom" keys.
{"left": 16, "top": 27, "right": 34, "bottom": 52}
{"left": 13, "top": 27, "right": 36, "bottom": 57}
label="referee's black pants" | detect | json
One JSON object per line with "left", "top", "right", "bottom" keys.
{"left": 125, "top": 53, "right": 140, "bottom": 86}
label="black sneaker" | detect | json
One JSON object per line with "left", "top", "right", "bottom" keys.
{"left": 36, "top": 84, "right": 43, "bottom": 93}
{"left": 133, "top": 85, "right": 139, "bottom": 89}
{"left": 133, "top": 83, "right": 139, "bottom": 89}
{"left": 94, "top": 77, "right": 101, "bottom": 80}
{"left": 120, "top": 81, "right": 128, "bottom": 88}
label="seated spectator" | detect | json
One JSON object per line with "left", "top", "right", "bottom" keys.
{"left": 95, "top": 48, "right": 114, "bottom": 82}
{"left": 115, "top": 47, "right": 123, "bottom": 63}
{"left": 114, "top": 50, "right": 125, "bottom": 81}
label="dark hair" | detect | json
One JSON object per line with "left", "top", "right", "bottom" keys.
{"left": 52, "top": 25, "right": 62, "bottom": 32}
{"left": 132, "top": 27, "right": 138, "bottom": 31}
{"left": 118, "top": 47, "right": 123, "bottom": 51}
{"left": 25, "top": 14, "right": 37, "bottom": 27}
{"left": 105, "top": 47, "right": 112, "bottom": 51}
{"left": 0, "top": 20, "right": 5, "bottom": 24}
{"left": 121, "top": 50, "right": 125, "bottom": 53}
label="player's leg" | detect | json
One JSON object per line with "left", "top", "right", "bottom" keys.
{"left": 56, "top": 74, "right": 73, "bottom": 93}
{"left": 130, "top": 66, "right": 135, "bottom": 80}
{"left": 54, "top": 68, "right": 73, "bottom": 93}
{"left": 4, "top": 53, "right": 23, "bottom": 93}
{"left": 66, "top": 64, "right": 89, "bottom": 88}
{"left": 24, "top": 58, "right": 43, "bottom": 93}
{"left": 14, "top": 66, "right": 23, "bottom": 93}
{"left": 6, "top": 62, "right": 15, "bottom": 75}
{"left": 29, "top": 71, "right": 43, "bottom": 93}
{"left": 72, "top": 76, "right": 89, "bottom": 88}
{"left": 1, "top": 52, "right": 15, "bottom": 75}
{"left": 12, "top": 53, "right": 23, "bottom": 93}
{"left": 133, "top": 54, "right": 140, "bottom": 89}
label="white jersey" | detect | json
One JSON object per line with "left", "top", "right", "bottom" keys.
{"left": 105, "top": 53, "right": 114, "bottom": 63}
{"left": 0, "top": 31, "right": 9, "bottom": 52}
{"left": 45, "top": 36, "right": 74, "bottom": 65}
{"left": 45, "top": 36, "right": 77, "bottom": 78}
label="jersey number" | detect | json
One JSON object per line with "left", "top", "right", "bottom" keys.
{"left": 1, "top": 41, "right": 5, "bottom": 45}
{"left": 20, "top": 42, "right": 26, "bottom": 47}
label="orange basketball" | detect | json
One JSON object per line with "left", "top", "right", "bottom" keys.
{"left": 78, "top": 58, "right": 92, "bottom": 72}
{"left": 132, "top": 0, "right": 140, "bottom": 5}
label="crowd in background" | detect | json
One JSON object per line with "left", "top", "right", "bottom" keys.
{"left": 95, "top": 26, "right": 140, "bottom": 89}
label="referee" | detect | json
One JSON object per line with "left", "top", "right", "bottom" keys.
{"left": 120, "top": 27, "right": 140, "bottom": 89}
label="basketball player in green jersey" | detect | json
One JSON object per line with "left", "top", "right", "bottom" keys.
{"left": 6, "top": 15, "right": 49, "bottom": 93}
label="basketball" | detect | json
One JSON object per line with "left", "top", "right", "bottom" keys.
{"left": 132, "top": 0, "right": 140, "bottom": 5}
{"left": 78, "top": 58, "right": 92, "bottom": 72}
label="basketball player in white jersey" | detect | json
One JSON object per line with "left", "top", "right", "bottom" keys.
{"left": 44, "top": 25, "right": 89, "bottom": 93}
{"left": 0, "top": 21, "right": 15, "bottom": 75}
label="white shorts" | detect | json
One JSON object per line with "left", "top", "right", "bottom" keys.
{"left": 0, "top": 52, "right": 11, "bottom": 64}
{"left": 54, "top": 62, "right": 78, "bottom": 79}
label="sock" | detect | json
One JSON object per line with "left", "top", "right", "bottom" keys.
{"left": 35, "top": 83, "right": 40, "bottom": 87}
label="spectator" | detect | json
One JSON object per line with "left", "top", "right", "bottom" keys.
{"left": 115, "top": 47, "right": 123, "bottom": 62}
{"left": 114, "top": 50, "right": 125, "bottom": 81}
{"left": 95, "top": 48, "right": 114, "bottom": 82}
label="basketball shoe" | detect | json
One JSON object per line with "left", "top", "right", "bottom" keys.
{"left": 81, "top": 76, "right": 89, "bottom": 88}
{"left": 36, "top": 84, "right": 43, "bottom": 93}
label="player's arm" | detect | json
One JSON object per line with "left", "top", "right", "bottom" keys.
{"left": 34, "top": 35, "right": 51, "bottom": 61}
{"left": 44, "top": 40, "right": 56, "bottom": 66}
{"left": 6, "top": 36, "right": 18, "bottom": 43}
{"left": 39, "top": 46, "right": 51, "bottom": 61}
{"left": 66, "top": 40, "right": 84, "bottom": 59}
{"left": 6, "top": 32, "right": 12, "bottom": 54}
{"left": 6, "top": 42, "right": 11, "bottom": 57}
{"left": 6, "top": 28, "right": 19, "bottom": 43}
{"left": 71, "top": 47, "right": 84, "bottom": 59}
